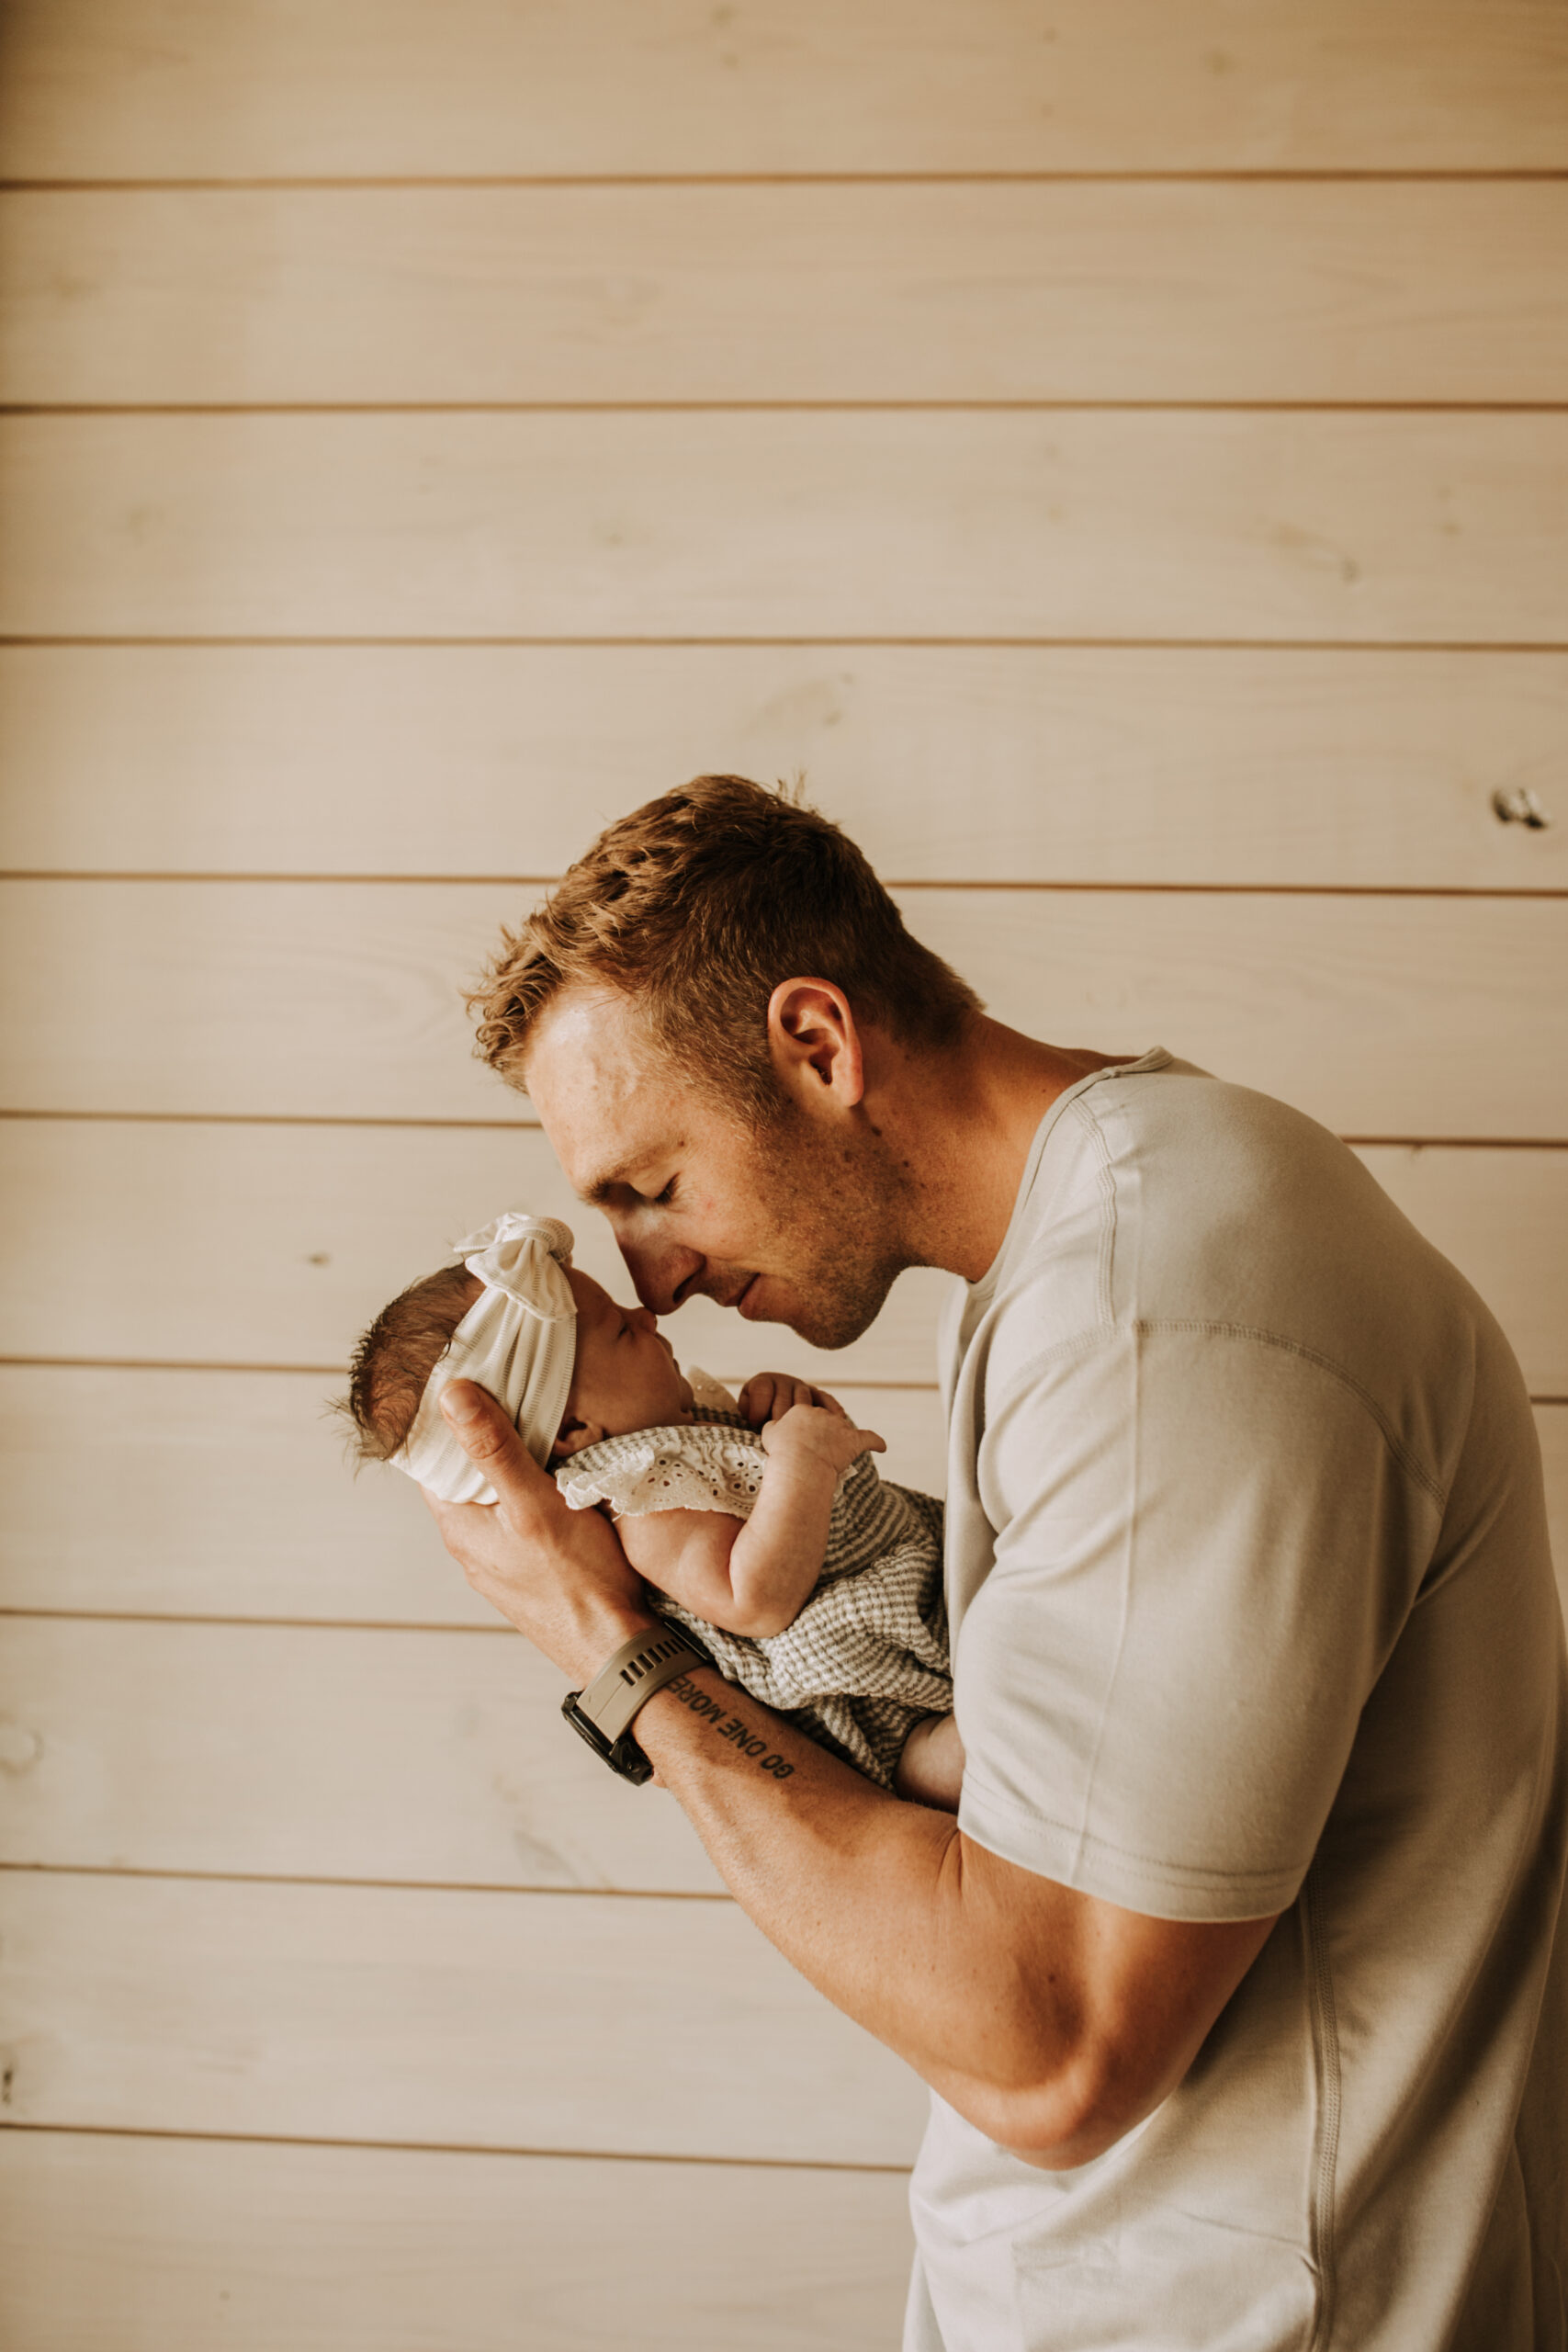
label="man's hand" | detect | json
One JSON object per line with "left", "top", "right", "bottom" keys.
{"left": 739, "top": 1371, "right": 849, "bottom": 1425}
{"left": 422, "top": 1379, "right": 657, "bottom": 1682}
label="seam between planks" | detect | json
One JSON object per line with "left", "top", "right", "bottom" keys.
{"left": 6, "top": 636, "right": 1568, "bottom": 653}
{"left": 0, "top": 1355, "right": 940, "bottom": 1385}
{"left": 8, "top": 401, "right": 1568, "bottom": 416}
{"left": 0, "top": 1860, "right": 733, "bottom": 1902}
{"left": 4, "top": 170, "right": 1567, "bottom": 190}
{"left": 0, "top": 1125, "right": 1563, "bottom": 1150}
{"left": 0, "top": 1608, "right": 716, "bottom": 1636}
{"left": 0, "top": 2118, "right": 913, "bottom": 2174}
{"left": 6, "top": 875, "right": 1561, "bottom": 888}
{"left": 0, "top": 1109, "right": 544, "bottom": 1131}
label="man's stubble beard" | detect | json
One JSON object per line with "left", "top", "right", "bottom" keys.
{"left": 743, "top": 1100, "right": 912, "bottom": 1352}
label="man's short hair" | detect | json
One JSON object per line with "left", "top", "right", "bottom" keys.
{"left": 469, "top": 775, "right": 983, "bottom": 1121}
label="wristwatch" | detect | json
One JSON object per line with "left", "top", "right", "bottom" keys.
{"left": 561, "top": 1619, "right": 712, "bottom": 1784}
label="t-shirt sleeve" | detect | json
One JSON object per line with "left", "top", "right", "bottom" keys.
{"left": 953, "top": 1321, "right": 1438, "bottom": 1920}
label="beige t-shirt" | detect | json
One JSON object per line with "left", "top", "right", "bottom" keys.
{"left": 908, "top": 1052, "right": 1568, "bottom": 2352}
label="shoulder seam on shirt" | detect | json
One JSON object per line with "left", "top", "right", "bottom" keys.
{"left": 987, "top": 1317, "right": 1449, "bottom": 1513}
{"left": 1062, "top": 1093, "right": 1121, "bottom": 1333}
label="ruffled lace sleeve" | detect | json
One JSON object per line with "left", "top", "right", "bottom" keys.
{"left": 555, "top": 1419, "right": 767, "bottom": 1521}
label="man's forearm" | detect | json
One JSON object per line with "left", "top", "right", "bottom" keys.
{"left": 425, "top": 1386, "right": 1272, "bottom": 2169}
{"left": 633, "top": 1662, "right": 1095, "bottom": 2153}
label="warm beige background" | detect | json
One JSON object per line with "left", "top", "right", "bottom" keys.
{"left": 1, "top": 4, "right": 1564, "bottom": 2345}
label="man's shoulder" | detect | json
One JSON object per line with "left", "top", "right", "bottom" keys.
{"left": 993, "top": 1057, "right": 1480, "bottom": 1407}
{"left": 1053, "top": 1056, "right": 1345, "bottom": 1193}
{"left": 1013, "top": 1057, "right": 1359, "bottom": 1278}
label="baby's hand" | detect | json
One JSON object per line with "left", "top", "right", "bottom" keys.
{"left": 739, "top": 1372, "right": 849, "bottom": 1428}
{"left": 760, "top": 1399, "right": 885, "bottom": 1474}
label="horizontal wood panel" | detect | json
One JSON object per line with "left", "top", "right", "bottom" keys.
{"left": 911, "top": 893, "right": 1568, "bottom": 1139}
{"left": 1352, "top": 1148, "right": 1568, "bottom": 1396}
{"left": 0, "top": 2131, "right": 913, "bottom": 2352}
{"left": 6, "top": 182, "right": 1566, "bottom": 404}
{"left": 0, "top": 1367, "right": 947, "bottom": 1622}
{"left": 4, "top": 882, "right": 1564, "bottom": 1138}
{"left": 2, "top": 0, "right": 1563, "bottom": 175}
{"left": 5, "top": 645, "right": 1564, "bottom": 889}
{"left": 0, "top": 1368, "right": 1559, "bottom": 1623}
{"left": 0, "top": 1871, "right": 928, "bottom": 2164}
{"left": 0, "top": 1618, "right": 727, "bottom": 1894}
{"left": 5, "top": 412, "right": 1563, "bottom": 644}
{"left": 0, "top": 1122, "right": 1562, "bottom": 1390}
{"left": 0, "top": 1120, "right": 953, "bottom": 1391}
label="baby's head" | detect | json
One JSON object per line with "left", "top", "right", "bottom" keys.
{"left": 344, "top": 1211, "right": 693, "bottom": 1499}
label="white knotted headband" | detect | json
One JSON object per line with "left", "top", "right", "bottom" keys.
{"left": 391, "top": 1210, "right": 578, "bottom": 1504}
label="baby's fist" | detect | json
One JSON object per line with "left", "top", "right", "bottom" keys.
{"left": 761, "top": 1400, "right": 885, "bottom": 1472}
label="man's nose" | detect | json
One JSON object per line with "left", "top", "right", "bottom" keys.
{"left": 615, "top": 1232, "right": 705, "bottom": 1317}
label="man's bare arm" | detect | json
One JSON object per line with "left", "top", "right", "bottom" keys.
{"left": 427, "top": 1380, "right": 1279, "bottom": 2168}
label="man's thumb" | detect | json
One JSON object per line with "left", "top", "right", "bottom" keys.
{"left": 439, "top": 1380, "right": 555, "bottom": 1519}
{"left": 440, "top": 1379, "right": 511, "bottom": 1456}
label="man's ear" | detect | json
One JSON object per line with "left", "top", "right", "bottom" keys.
{"left": 765, "top": 978, "right": 865, "bottom": 1109}
{"left": 549, "top": 1413, "right": 608, "bottom": 1464}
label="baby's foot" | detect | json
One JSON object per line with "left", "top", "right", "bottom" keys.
{"left": 895, "top": 1713, "right": 965, "bottom": 1812}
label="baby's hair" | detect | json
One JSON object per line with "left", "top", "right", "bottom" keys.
{"left": 341, "top": 1261, "right": 482, "bottom": 1464}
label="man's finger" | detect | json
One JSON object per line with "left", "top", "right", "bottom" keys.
{"left": 439, "top": 1379, "right": 559, "bottom": 1521}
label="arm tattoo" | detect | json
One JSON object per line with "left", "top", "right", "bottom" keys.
{"left": 665, "top": 1672, "right": 796, "bottom": 1780}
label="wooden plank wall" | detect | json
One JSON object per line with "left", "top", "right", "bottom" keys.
{"left": 1, "top": 4, "right": 1564, "bottom": 2344}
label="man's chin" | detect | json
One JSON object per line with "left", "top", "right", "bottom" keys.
{"left": 743, "top": 1275, "right": 895, "bottom": 1353}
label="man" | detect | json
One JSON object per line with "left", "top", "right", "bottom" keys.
{"left": 428, "top": 775, "right": 1566, "bottom": 2348}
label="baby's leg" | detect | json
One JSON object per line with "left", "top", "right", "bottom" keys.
{"left": 895, "top": 1713, "right": 965, "bottom": 1812}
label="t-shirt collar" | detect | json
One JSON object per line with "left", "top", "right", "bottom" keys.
{"left": 964, "top": 1046, "right": 1174, "bottom": 1310}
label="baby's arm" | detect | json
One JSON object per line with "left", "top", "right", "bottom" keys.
{"left": 615, "top": 1402, "right": 885, "bottom": 1639}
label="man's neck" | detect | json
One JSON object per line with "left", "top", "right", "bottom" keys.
{"left": 866, "top": 1017, "right": 1128, "bottom": 1284}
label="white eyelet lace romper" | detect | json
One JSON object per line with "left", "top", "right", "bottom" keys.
{"left": 556, "top": 1377, "right": 951, "bottom": 1787}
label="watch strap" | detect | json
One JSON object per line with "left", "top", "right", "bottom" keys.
{"left": 577, "top": 1620, "right": 709, "bottom": 1742}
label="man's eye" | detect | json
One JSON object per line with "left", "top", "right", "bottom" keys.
{"left": 650, "top": 1178, "right": 677, "bottom": 1206}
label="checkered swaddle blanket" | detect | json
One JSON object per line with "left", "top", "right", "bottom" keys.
{"left": 557, "top": 1407, "right": 950, "bottom": 1786}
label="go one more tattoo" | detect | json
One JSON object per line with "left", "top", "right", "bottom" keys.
{"left": 665, "top": 1673, "right": 796, "bottom": 1778}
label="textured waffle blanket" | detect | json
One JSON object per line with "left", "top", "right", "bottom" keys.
{"left": 557, "top": 1408, "right": 950, "bottom": 1787}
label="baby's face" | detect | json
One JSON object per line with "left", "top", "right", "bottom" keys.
{"left": 558, "top": 1268, "right": 693, "bottom": 1447}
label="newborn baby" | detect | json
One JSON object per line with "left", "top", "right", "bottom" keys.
{"left": 345, "top": 1210, "right": 962, "bottom": 1802}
